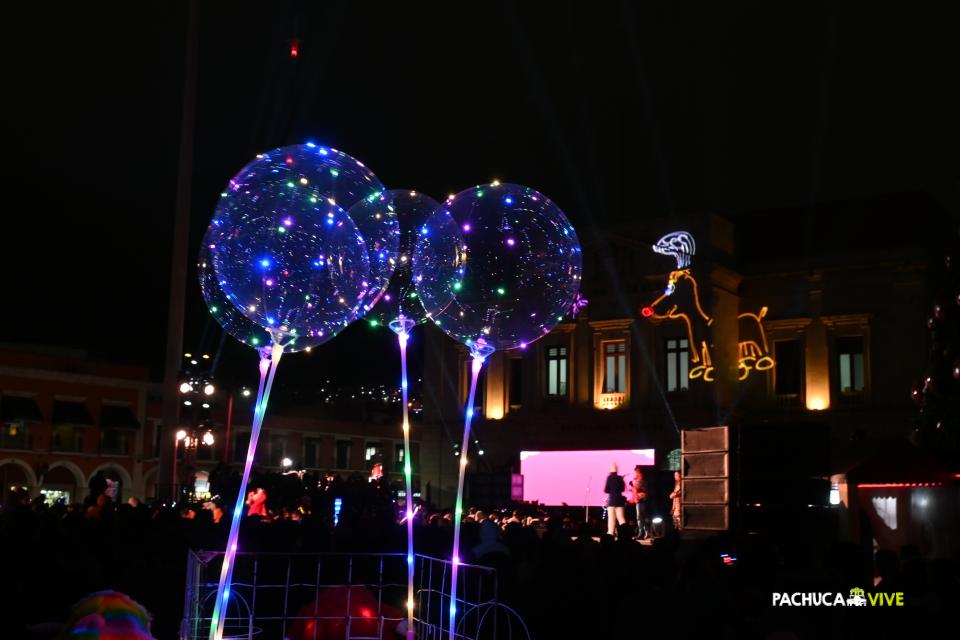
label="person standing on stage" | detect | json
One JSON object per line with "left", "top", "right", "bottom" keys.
{"left": 629, "top": 466, "right": 649, "bottom": 539}
{"left": 669, "top": 470, "right": 682, "bottom": 531}
{"left": 604, "top": 463, "right": 627, "bottom": 537}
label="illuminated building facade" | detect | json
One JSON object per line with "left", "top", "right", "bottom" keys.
{"left": 420, "top": 198, "right": 940, "bottom": 507}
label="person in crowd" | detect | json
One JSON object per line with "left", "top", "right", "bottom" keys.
{"left": 669, "top": 470, "right": 682, "bottom": 531}
{"left": 247, "top": 486, "right": 268, "bottom": 517}
{"left": 604, "top": 463, "right": 626, "bottom": 537}
{"left": 629, "top": 466, "right": 648, "bottom": 540}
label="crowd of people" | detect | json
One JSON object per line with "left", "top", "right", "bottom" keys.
{"left": 1, "top": 468, "right": 958, "bottom": 639}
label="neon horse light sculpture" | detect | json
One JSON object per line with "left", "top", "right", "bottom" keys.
{"left": 642, "top": 232, "right": 774, "bottom": 381}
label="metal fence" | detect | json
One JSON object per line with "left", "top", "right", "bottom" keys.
{"left": 180, "top": 551, "right": 528, "bottom": 640}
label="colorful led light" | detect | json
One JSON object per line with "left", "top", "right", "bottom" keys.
{"left": 448, "top": 353, "right": 486, "bottom": 640}
{"left": 210, "top": 346, "right": 283, "bottom": 640}
{"left": 393, "top": 320, "right": 417, "bottom": 640}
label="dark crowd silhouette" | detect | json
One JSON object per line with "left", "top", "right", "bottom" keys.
{"left": 1, "top": 467, "right": 957, "bottom": 639}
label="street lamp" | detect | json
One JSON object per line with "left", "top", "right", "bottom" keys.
{"left": 281, "top": 457, "right": 293, "bottom": 469}
{"left": 203, "top": 383, "right": 215, "bottom": 396}
{"left": 180, "top": 382, "right": 193, "bottom": 394}
{"left": 203, "top": 431, "right": 215, "bottom": 447}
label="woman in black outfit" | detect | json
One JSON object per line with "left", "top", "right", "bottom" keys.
{"left": 604, "top": 463, "right": 626, "bottom": 537}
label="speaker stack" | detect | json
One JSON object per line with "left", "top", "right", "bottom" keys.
{"left": 680, "top": 426, "right": 730, "bottom": 530}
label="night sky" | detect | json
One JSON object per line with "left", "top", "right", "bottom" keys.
{"left": 4, "top": 2, "right": 957, "bottom": 387}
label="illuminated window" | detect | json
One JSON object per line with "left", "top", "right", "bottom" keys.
{"left": 665, "top": 338, "right": 689, "bottom": 391}
{"left": 365, "top": 442, "right": 382, "bottom": 469}
{"left": 603, "top": 342, "right": 627, "bottom": 394}
{"left": 1, "top": 421, "right": 30, "bottom": 450}
{"left": 774, "top": 340, "right": 803, "bottom": 395}
{"left": 395, "top": 444, "right": 405, "bottom": 466}
{"left": 837, "top": 336, "right": 865, "bottom": 393}
{"left": 546, "top": 346, "right": 568, "bottom": 396}
{"left": 336, "top": 440, "right": 351, "bottom": 469}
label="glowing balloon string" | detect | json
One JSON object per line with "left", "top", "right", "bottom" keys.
{"left": 209, "top": 342, "right": 284, "bottom": 640}
{"left": 390, "top": 315, "right": 417, "bottom": 639}
{"left": 448, "top": 350, "right": 487, "bottom": 640}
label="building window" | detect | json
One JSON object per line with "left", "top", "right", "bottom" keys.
{"left": 837, "top": 336, "right": 865, "bottom": 393}
{"left": 395, "top": 444, "right": 405, "bottom": 467}
{"left": 1, "top": 422, "right": 30, "bottom": 450}
{"left": 268, "top": 433, "right": 286, "bottom": 467}
{"left": 546, "top": 347, "right": 568, "bottom": 397}
{"left": 603, "top": 341, "right": 627, "bottom": 393}
{"left": 665, "top": 338, "right": 689, "bottom": 392}
{"left": 233, "top": 432, "right": 250, "bottom": 463}
{"left": 304, "top": 437, "right": 321, "bottom": 468}
{"left": 365, "top": 442, "right": 382, "bottom": 469}
{"left": 52, "top": 425, "right": 81, "bottom": 452}
{"left": 509, "top": 358, "right": 524, "bottom": 408}
{"left": 336, "top": 440, "right": 351, "bottom": 469}
{"left": 101, "top": 429, "right": 128, "bottom": 455}
{"left": 774, "top": 339, "right": 803, "bottom": 396}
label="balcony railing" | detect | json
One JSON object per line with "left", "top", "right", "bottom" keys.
{"left": 596, "top": 392, "right": 627, "bottom": 410}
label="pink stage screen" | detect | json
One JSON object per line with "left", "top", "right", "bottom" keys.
{"left": 520, "top": 449, "right": 656, "bottom": 507}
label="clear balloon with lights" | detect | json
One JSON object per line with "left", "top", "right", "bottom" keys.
{"left": 413, "top": 182, "right": 581, "bottom": 640}
{"left": 205, "top": 147, "right": 374, "bottom": 351}
{"left": 198, "top": 242, "right": 272, "bottom": 350}
{"left": 348, "top": 191, "right": 401, "bottom": 316}
{"left": 347, "top": 189, "right": 445, "bottom": 638}
{"left": 201, "top": 143, "right": 377, "bottom": 640}
{"left": 414, "top": 182, "right": 583, "bottom": 354}
{"left": 349, "top": 189, "right": 446, "bottom": 329}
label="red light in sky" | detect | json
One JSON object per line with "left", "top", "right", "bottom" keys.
{"left": 290, "top": 41, "right": 299, "bottom": 58}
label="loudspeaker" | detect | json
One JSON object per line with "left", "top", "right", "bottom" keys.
{"left": 681, "top": 426, "right": 729, "bottom": 530}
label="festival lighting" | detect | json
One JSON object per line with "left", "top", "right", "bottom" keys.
{"left": 645, "top": 232, "right": 775, "bottom": 382}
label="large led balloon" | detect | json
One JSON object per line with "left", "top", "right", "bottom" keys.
{"left": 203, "top": 145, "right": 373, "bottom": 351}
{"left": 198, "top": 242, "right": 271, "bottom": 349}
{"left": 345, "top": 189, "right": 401, "bottom": 315}
{"left": 413, "top": 182, "right": 582, "bottom": 354}
{"left": 349, "top": 189, "right": 445, "bottom": 328}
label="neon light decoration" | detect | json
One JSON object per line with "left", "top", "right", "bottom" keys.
{"left": 652, "top": 231, "right": 696, "bottom": 269}
{"left": 643, "top": 233, "right": 775, "bottom": 381}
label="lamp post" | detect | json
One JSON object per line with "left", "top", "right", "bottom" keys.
{"left": 222, "top": 387, "right": 252, "bottom": 465}
{"left": 173, "top": 429, "right": 187, "bottom": 502}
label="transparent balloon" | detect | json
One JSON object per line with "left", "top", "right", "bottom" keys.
{"left": 345, "top": 189, "right": 403, "bottom": 316}
{"left": 203, "top": 144, "right": 373, "bottom": 351}
{"left": 413, "top": 182, "right": 582, "bottom": 354}
{"left": 349, "top": 189, "right": 445, "bottom": 330}
{"left": 198, "top": 242, "right": 272, "bottom": 349}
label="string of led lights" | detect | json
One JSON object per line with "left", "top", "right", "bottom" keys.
{"left": 448, "top": 353, "right": 486, "bottom": 639}
{"left": 208, "top": 345, "right": 281, "bottom": 640}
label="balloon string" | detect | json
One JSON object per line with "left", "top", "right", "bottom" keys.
{"left": 209, "top": 343, "right": 284, "bottom": 640}
{"left": 448, "top": 353, "right": 484, "bottom": 640}
{"left": 398, "top": 330, "right": 416, "bottom": 639}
